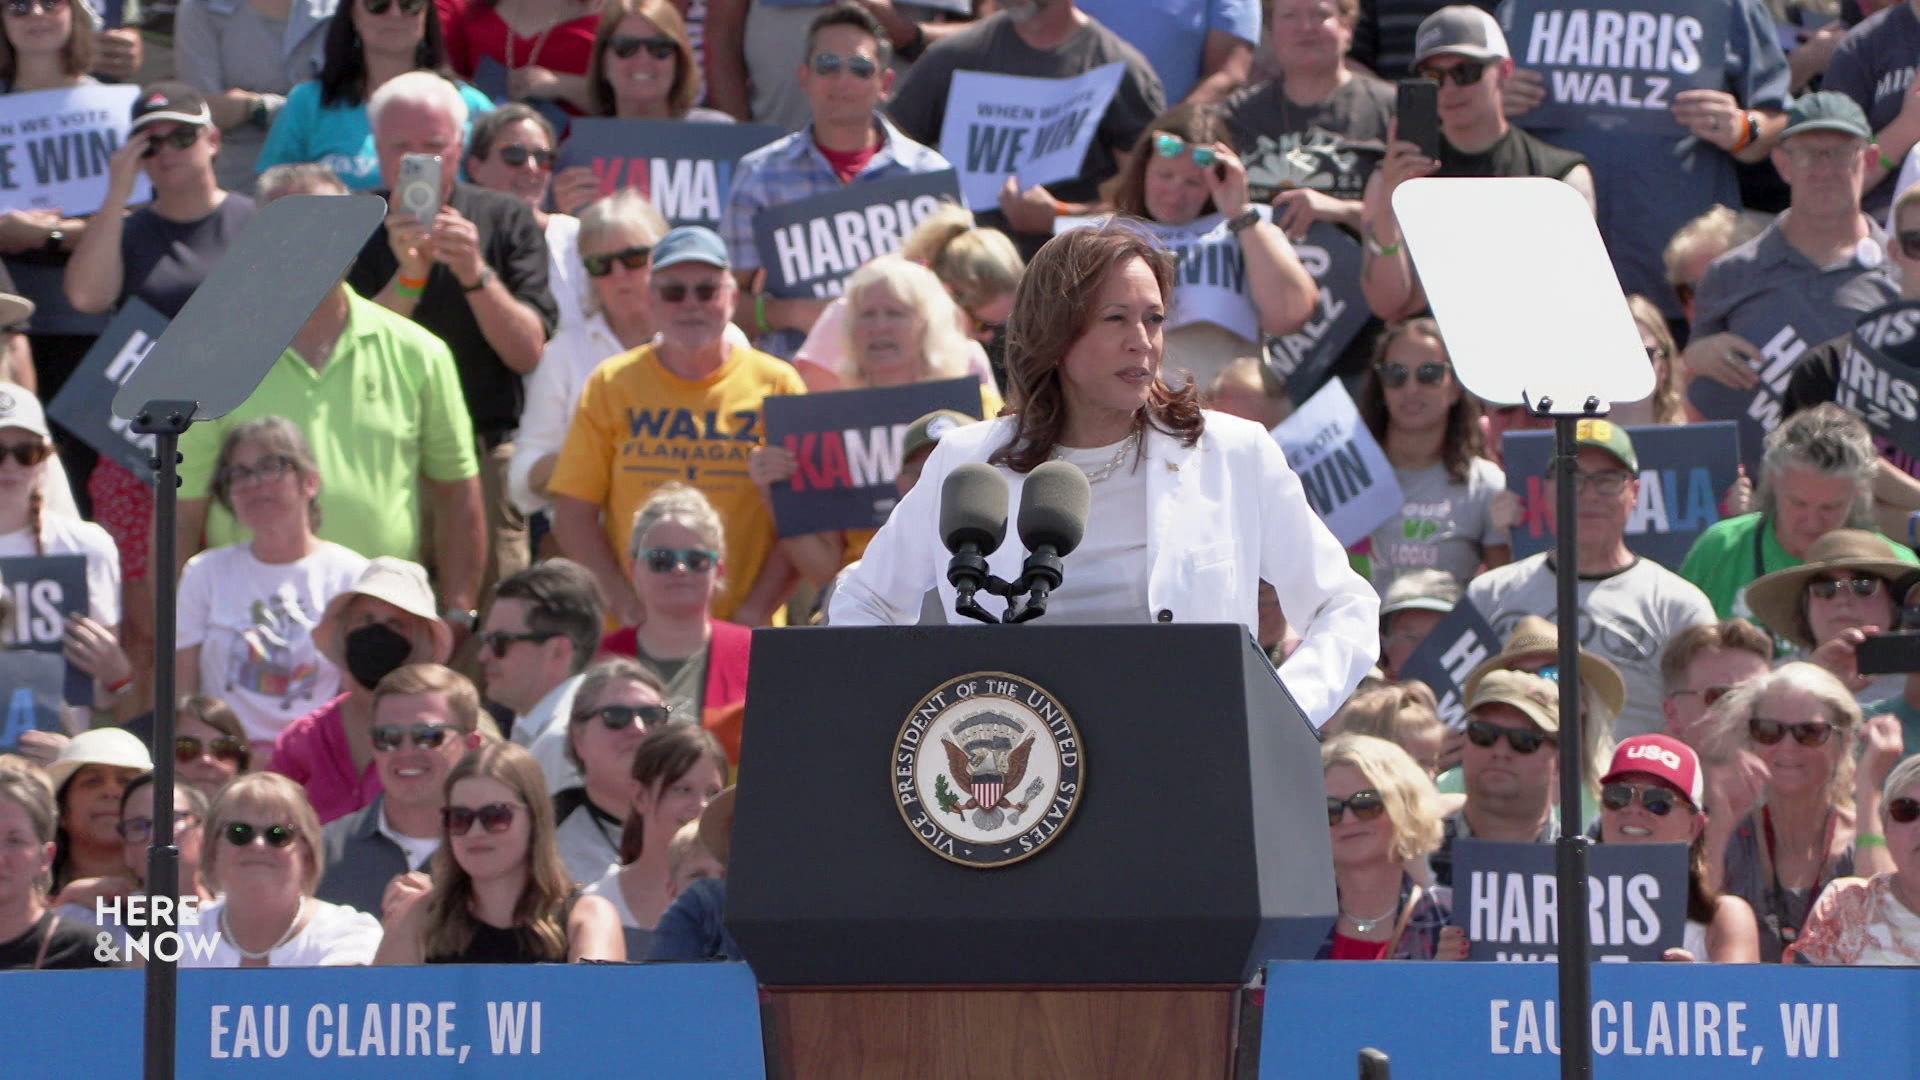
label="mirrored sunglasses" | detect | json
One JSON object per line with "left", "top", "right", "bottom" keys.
{"left": 1600, "top": 782, "right": 1686, "bottom": 817}
{"left": 643, "top": 546, "right": 717, "bottom": 573}
{"left": 1152, "top": 133, "right": 1215, "bottom": 169}
{"left": 370, "top": 723, "right": 455, "bottom": 752}
{"left": 809, "top": 51, "right": 878, "bottom": 79}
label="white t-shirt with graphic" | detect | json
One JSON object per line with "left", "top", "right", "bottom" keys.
{"left": 1368, "top": 457, "right": 1508, "bottom": 593}
{"left": 177, "top": 541, "right": 370, "bottom": 744}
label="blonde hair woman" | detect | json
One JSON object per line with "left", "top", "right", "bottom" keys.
{"left": 1317, "top": 734, "right": 1464, "bottom": 960}
{"left": 1328, "top": 681, "right": 1446, "bottom": 777}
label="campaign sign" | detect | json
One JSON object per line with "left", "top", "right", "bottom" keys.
{"left": 1268, "top": 222, "right": 1371, "bottom": 402}
{"left": 1686, "top": 316, "right": 1815, "bottom": 471}
{"left": 0, "top": 650, "right": 64, "bottom": 750}
{"left": 763, "top": 377, "right": 982, "bottom": 536}
{"left": 1273, "top": 379, "right": 1404, "bottom": 547}
{"left": 1501, "top": 420, "right": 1741, "bottom": 569}
{"left": 939, "top": 62, "right": 1126, "bottom": 211}
{"left": 0, "top": 85, "right": 152, "bottom": 214}
{"left": 1448, "top": 838, "right": 1688, "bottom": 962}
{"left": 470, "top": 57, "right": 572, "bottom": 137}
{"left": 1501, "top": 0, "right": 1728, "bottom": 135}
{"left": 46, "top": 298, "right": 169, "bottom": 482}
{"left": 1835, "top": 300, "right": 1920, "bottom": 462}
{"left": 1263, "top": 961, "right": 1906, "bottom": 1076}
{"left": 1392, "top": 597, "right": 1501, "bottom": 728}
{"left": 751, "top": 169, "right": 963, "bottom": 299}
{"left": 0, "top": 554, "right": 90, "bottom": 705}
{"left": 1058, "top": 207, "right": 1300, "bottom": 344}
{"left": 0, "top": 962, "right": 766, "bottom": 1077}
{"left": 555, "top": 119, "right": 786, "bottom": 230}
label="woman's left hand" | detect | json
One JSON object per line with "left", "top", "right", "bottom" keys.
{"left": 508, "top": 65, "right": 563, "bottom": 101}
{"left": 1435, "top": 925, "right": 1468, "bottom": 961}
{"left": 1489, "top": 489, "right": 1524, "bottom": 533}
{"left": 63, "top": 616, "right": 132, "bottom": 687}
{"left": 1671, "top": 89, "right": 1745, "bottom": 151}
{"left": 1859, "top": 712, "right": 1905, "bottom": 792}
{"left": 1204, "top": 142, "right": 1251, "bottom": 219}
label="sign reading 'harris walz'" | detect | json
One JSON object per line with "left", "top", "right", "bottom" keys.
{"left": 1501, "top": 0, "right": 1728, "bottom": 134}
{"left": 1449, "top": 838, "right": 1688, "bottom": 962}
{"left": 1837, "top": 299, "right": 1920, "bottom": 463}
{"left": 750, "top": 170, "right": 963, "bottom": 299}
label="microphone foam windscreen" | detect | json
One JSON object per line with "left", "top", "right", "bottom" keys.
{"left": 939, "top": 462, "right": 1009, "bottom": 554}
{"left": 1017, "top": 459, "right": 1092, "bottom": 556}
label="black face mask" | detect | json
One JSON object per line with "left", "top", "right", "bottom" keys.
{"left": 343, "top": 623, "right": 413, "bottom": 690}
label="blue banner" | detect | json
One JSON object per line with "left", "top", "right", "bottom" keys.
{"left": 0, "top": 963, "right": 766, "bottom": 1077}
{"left": 1263, "top": 960, "right": 1916, "bottom": 1075}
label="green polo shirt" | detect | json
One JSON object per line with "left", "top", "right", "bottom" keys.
{"left": 1678, "top": 512, "right": 1918, "bottom": 623}
{"left": 180, "top": 291, "right": 479, "bottom": 560}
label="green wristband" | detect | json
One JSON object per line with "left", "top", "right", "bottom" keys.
{"left": 754, "top": 291, "right": 769, "bottom": 333}
{"left": 1857, "top": 832, "right": 1887, "bottom": 849}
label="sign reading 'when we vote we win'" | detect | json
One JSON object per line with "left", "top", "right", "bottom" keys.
{"left": 1272, "top": 380, "right": 1402, "bottom": 547}
{"left": 940, "top": 63, "right": 1126, "bottom": 212}
{"left": 0, "top": 85, "right": 152, "bottom": 214}
{"left": 1501, "top": 0, "right": 1727, "bottom": 134}
{"left": 555, "top": 119, "right": 785, "bottom": 231}
{"left": 751, "top": 170, "right": 962, "bottom": 299}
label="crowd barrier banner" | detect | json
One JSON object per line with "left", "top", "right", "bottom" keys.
{"left": 1273, "top": 379, "right": 1403, "bottom": 546}
{"left": 763, "top": 377, "right": 982, "bottom": 535}
{"left": 1270, "top": 221, "right": 1371, "bottom": 404}
{"left": 1392, "top": 597, "right": 1501, "bottom": 728}
{"left": 1261, "top": 960, "right": 1912, "bottom": 1075}
{"left": 1500, "top": 0, "right": 1728, "bottom": 135}
{"left": 0, "top": 649, "right": 63, "bottom": 749}
{"left": 1501, "top": 420, "right": 1741, "bottom": 569}
{"left": 1449, "top": 839, "right": 1689, "bottom": 962}
{"left": 939, "top": 62, "right": 1126, "bottom": 211}
{"left": 0, "top": 553, "right": 90, "bottom": 704}
{"left": 46, "top": 298, "right": 169, "bottom": 482}
{"left": 1839, "top": 300, "right": 1920, "bottom": 462}
{"left": 0, "top": 962, "right": 767, "bottom": 1077}
{"left": 751, "top": 169, "right": 963, "bottom": 299}
{"left": 0, "top": 85, "right": 151, "bottom": 214}
{"left": 555, "top": 119, "right": 786, "bottom": 230}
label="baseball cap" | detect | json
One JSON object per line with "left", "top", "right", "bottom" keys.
{"left": 651, "top": 226, "right": 730, "bottom": 272}
{"left": 1602, "top": 735, "right": 1705, "bottom": 807}
{"left": 1379, "top": 569, "right": 1461, "bottom": 620}
{"left": 1568, "top": 417, "right": 1637, "bottom": 473}
{"left": 900, "top": 409, "right": 973, "bottom": 463}
{"left": 1781, "top": 91, "right": 1871, "bottom": 141}
{"left": 1413, "top": 6, "right": 1510, "bottom": 66}
{"left": 130, "top": 81, "right": 212, "bottom": 132}
{"left": 0, "top": 385, "right": 50, "bottom": 440}
{"left": 1466, "top": 669, "right": 1560, "bottom": 734}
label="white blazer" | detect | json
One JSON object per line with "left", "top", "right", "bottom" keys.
{"left": 829, "top": 411, "right": 1380, "bottom": 727}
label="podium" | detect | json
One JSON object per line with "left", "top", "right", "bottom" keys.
{"left": 729, "top": 625, "right": 1336, "bottom": 1079}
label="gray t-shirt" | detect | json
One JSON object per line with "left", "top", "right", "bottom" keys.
{"left": 1368, "top": 456, "right": 1507, "bottom": 592}
{"left": 1818, "top": 2, "right": 1920, "bottom": 217}
{"left": 1221, "top": 75, "right": 1394, "bottom": 203}
{"left": 1465, "top": 553, "right": 1717, "bottom": 739}
{"left": 1691, "top": 212, "right": 1900, "bottom": 356}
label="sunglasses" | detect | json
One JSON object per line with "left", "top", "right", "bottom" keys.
{"left": 0, "top": 441, "right": 49, "bottom": 467}
{"left": 443, "top": 802, "right": 520, "bottom": 836}
{"left": 1326, "top": 789, "right": 1386, "bottom": 826}
{"left": 572, "top": 703, "right": 673, "bottom": 730}
{"left": 4, "top": 0, "right": 67, "bottom": 14}
{"left": 1600, "top": 782, "right": 1687, "bottom": 817}
{"left": 1748, "top": 717, "right": 1834, "bottom": 747}
{"left": 492, "top": 144, "right": 554, "bottom": 169}
{"left": 1152, "top": 133, "right": 1216, "bottom": 169}
{"left": 1419, "top": 58, "right": 1490, "bottom": 87}
{"left": 224, "top": 821, "right": 298, "bottom": 848}
{"left": 1667, "top": 684, "right": 1733, "bottom": 708}
{"left": 1891, "top": 797, "right": 1920, "bottom": 824}
{"left": 583, "top": 244, "right": 653, "bottom": 277}
{"left": 809, "top": 51, "right": 879, "bottom": 79}
{"left": 609, "top": 34, "right": 678, "bottom": 60}
{"left": 361, "top": 0, "right": 427, "bottom": 14}
{"left": 176, "top": 734, "right": 248, "bottom": 765}
{"left": 476, "top": 629, "right": 562, "bottom": 658}
{"left": 141, "top": 126, "right": 204, "bottom": 157}
{"left": 219, "top": 453, "right": 293, "bottom": 490}
{"left": 1807, "top": 576, "right": 1883, "bottom": 600}
{"left": 117, "top": 811, "right": 194, "bottom": 843}
{"left": 1376, "top": 361, "right": 1448, "bottom": 389}
{"left": 654, "top": 281, "right": 722, "bottom": 304}
{"left": 370, "top": 723, "right": 456, "bottom": 752}
{"left": 1466, "top": 718, "right": 1556, "bottom": 754}
{"left": 1899, "top": 231, "right": 1920, "bottom": 261}
{"left": 643, "top": 546, "right": 718, "bottom": 573}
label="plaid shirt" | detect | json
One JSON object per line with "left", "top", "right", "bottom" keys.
{"left": 1314, "top": 874, "right": 1454, "bottom": 961}
{"left": 719, "top": 112, "right": 951, "bottom": 358}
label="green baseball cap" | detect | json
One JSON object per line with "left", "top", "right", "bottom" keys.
{"left": 1782, "top": 91, "right": 1871, "bottom": 141}
{"left": 901, "top": 409, "right": 974, "bottom": 463}
{"left": 1571, "top": 417, "right": 1637, "bottom": 472}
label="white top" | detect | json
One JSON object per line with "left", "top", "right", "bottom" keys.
{"left": 182, "top": 896, "right": 382, "bottom": 967}
{"left": 1042, "top": 439, "right": 1151, "bottom": 625}
{"left": 374, "top": 806, "right": 440, "bottom": 872}
{"left": 555, "top": 803, "right": 621, "bottom": 887}
{"left": 0, "top": 514, "right": 122, "bottom": 627}
{"left": 545, "top": 213, "right": 589, "bottom": 337}
{"left": 583, "top": 866, "right": 639, "bottom": 929}
{"left": 1682, "top": 918, "right": 1709, "bottom": 962}
{"left": 513, "top": 673, "right": 585, "bottom": 794}
{"left": 176, "top": 541, "right": 370, "bottom": 744}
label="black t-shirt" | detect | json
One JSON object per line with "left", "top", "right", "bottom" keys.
{"left": 119, "top": 194, "right": 256, "bottom": 318}
{"left": 0, "top": 911, "right": 112, "bottom": 970}
{"left": 1222, "top": 76, "right": 1394, "bottom": 203}
{"left": 1436, "top": 125, "right": 1587, "bottom": 181}
{"left": 346, "top": 182, "right": 559, "bottom": 442}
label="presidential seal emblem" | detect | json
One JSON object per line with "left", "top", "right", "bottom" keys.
{"left": 893, "top": 673, "right": 1083, "bottom": 868}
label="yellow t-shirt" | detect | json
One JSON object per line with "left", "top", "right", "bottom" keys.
{"left": 548, "top": 342, "right": 807, "bottom": 619}
{"left": 841, "top": 380, "right": 1003, "bottom": 564}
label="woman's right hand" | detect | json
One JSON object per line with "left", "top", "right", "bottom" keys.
{"left": 1810, "top": 626, "right": 1877, "bottom": 693}
{"left": 1681, "top": 331, "right": 1761, "bottom": 390}
{"left": 1858, "top": 712, "right": 1905, "bottom": 794}
{"left": 1502, "top": 68, "right": 1547, "bottom": 118}
{"left": 1435, "top": 925, "right": 1468, "bottom": 961}
{"left": 1705, "top": 749, "right": 1769, "bottom": 828}
{"left": 1489, "top": 489, "right": 1524, "bottom": 533}
{"left": 551, "top": 167, "right": 604, "bottom": 217}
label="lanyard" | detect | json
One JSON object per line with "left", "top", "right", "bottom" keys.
{"left": 1761, "top": 805, "right": 1834, "bottom": 946}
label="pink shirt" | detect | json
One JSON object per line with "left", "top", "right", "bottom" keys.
{"left": 270, "top": 695, "right": 383, "bottom": 824}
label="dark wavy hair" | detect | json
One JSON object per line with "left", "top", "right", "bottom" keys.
{"left": 318, "top": 0, "right": 456, "bottom": 108}
{"left": 990, "top": 221, "right": 1204, "bottom": 474}
{"left": 1356, "top": 317, "right": 1485, "bottom": 485}
{"left": 1110, "top": 103, "right": 1231, "bottom": 222}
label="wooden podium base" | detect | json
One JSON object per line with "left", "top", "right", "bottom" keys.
{"left": 763, "top": 985, "right": 1243, "bottom": 1080}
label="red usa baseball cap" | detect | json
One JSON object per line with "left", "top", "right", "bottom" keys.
{"left": 1602, "top": 735, "right": 1704, "bottom": 807}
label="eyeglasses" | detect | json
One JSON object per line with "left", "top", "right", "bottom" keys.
{"left": 116, "top": 811, "right": 194, "bottom": 843}
{"left": 492, "top": 144, "right": 554, "bottom": 169}
{"left": 572, "top": 703, "right": 672, "bottom": 730}
{"left": 653, "top": 281, "right": 722, "bottom": 304}
{"left": 1749, "top": 717, "right": 1834, "bottom": 747}
{"left": 1899, "top": 232, "right": 1920, "bottom": 261}
{"left": 0, "top": 441, "right": 50, "bottom": 467}
{"left": 1326, "top": 789, "right": 1386, "bottom": 826}
{"left": 1419, "top": 58, "right": 1491, "bottom": 87}
{"left": 609, "top": 34, "right": 678, "bottom": 60}
{"left": 643, "top": 546, "right": 718, "bottom": 573}
{"left": 370, "top": 723, "right": 456, "bottom": 752}
{"left": 1152, "top": 133, "right": 1216, "bottom": 169}
{"left": 1465, "top": 718, "right": 1556, "bottom": 754}
{"left": 4, "top": 0, "right": 67, "bottom": 15}
{"left": 583, "top": 244, "right": 653, "bottom": 277}
{"left": 476, "top": 629, "right": 563, "bottom": 658}
{"left": 443, "top": 802, "right": 520, "bottom": 835}
{"left": 1890, "top": 797, "right": 1920, "bottom": 824}
{"left": 1600, "top": 782, "right": 1687, "bottom": 817}
{"left": 176, "top": 735, "right": 248, "bottom": 765}
{"left": 223, "top": 821, "right": 298, "bottom": 848}
{"left": 1667, "top": 684, "right": 1734, "bottom": 707}
{"left": 1807, "top": 576, "right": 1884, "bottom": 601}
{"left": 1546, "top": 468, "right": 1633, "bottom": 496}
{"left": 809, "top": 52, "right": 879, "bottom": 79}
{"left": 361, "top": 0, "right": 427, "bottom": 15}
{"left": 141, "top": 126, "right": 204, "bottom": 157}
{"left": 1376, "top": 361, "right": 1448, "bottom": 389}
{"left": 219, "top": 454, "right": 294, "bottom": 490}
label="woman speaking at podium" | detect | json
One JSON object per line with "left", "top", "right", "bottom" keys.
{"left": 828, "top": 221, "right": 1378, "bottom": 727}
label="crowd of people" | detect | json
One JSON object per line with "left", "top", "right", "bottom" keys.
{"left": 2, "top": 0, "right": 1920, "bottom": 979}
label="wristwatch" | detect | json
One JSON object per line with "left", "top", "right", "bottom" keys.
{"left": 460, "top": 266, "right": 496, "bottom": 293}
{"left": 249, "top": 95, "right": 271, "bottom": 129}
{"left": 1225, "top": 207, "right": 1262, "bottom": 235}
{"left": 42, "top": 227, "right": 63, "bottom": 253}
{"left": 439, "top": 606, "right": 477, "bottom": 631}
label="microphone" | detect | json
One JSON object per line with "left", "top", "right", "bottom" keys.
{"left": 939, "top": 463, "right": 1009, "bottom": 625}
{"left": 1005, "top": 460, "right": 1091, "bottom": 624}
